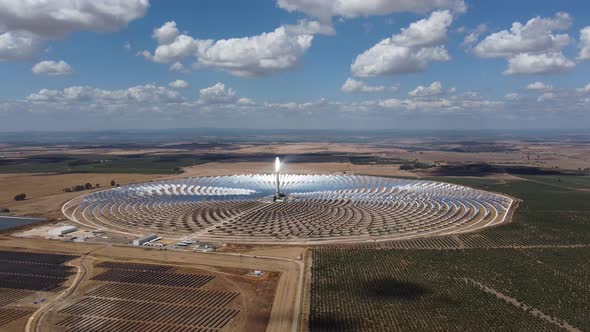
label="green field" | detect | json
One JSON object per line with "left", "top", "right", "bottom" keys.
{"left": 310, "top": 175, "right": 590, "bottom": 331}
{"left": 0, "top": 154, "right": 216, "bottom": 174}
{"left": 518, "top": 175, "right": 590, "bottom": 190}
{"left": 436, "top": 176, "right": 590, "bottom": 246}
{"left": 311, "top": 248, "right": 589, "bottom": 331}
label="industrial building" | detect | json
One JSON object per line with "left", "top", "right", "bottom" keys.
{"left": 133, "top": 234, "right": 158, "bottom": 246}
{"left": 48, "top": 225, "right": 77, "bottom": 236}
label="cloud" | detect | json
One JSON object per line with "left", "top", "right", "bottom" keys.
{"left": 350, "top": 10, "right": 453, "bottom": 77}
{"left": 276, "top": 0, "right": 466, "bottom": 22}
{"left": 504, "top": 52, "right": 575, "bottom": 75}
{"left": 0, "top": 0, "right": 149, "bottom": 60}
{"left": 472, "top": 13, "right": 575, "bottom": 75}
{"left": 375, "top": 92, "right": 499, "bottom": 112}
{"left": 578, "top": 27, "right": 590, "bottom": 61}
{"left": 409, "top": 81, "right": 443, "bottom": 97}
{"left": 537, "top": 92, "right": 554, "bottom": 102}
{"left": 169, "top": 61, "right": 188, "bottom": 73}
{"left": 142, "top": 20, "right": 333, "bottom": 77}
{"left": 526, "top": 82, "right": 552, "bottom": 91}
{"left": 577, "top": 84, "right": 590, "bottom": 93}
{"left": 32, "top": 60, "right": 73, "bottom": 75}
{"left": 27, "top": 84, "right": 182, "bottom": 104}
{"left": 237, "top": 97, "right": 256, "bottom": 106}
{"left": 473, "top": 13, "right": 571, "bottom": 58}
{"left": 198, "top": 83, "right": 237, "bottom": 104}
{"left": 169, "top": 80, "right": 189, "bottom": 89}
{"left": 0, "top": 30, "right": 43, "bottom": 61}
{"left": 341, "top": 78, "right": 397, "bottom": 93}
{"left": 505, "top": 93, "right": 519, "bottom": 101}
{"left": 152, "top": 21, "right": 179, "bottom": 45}
{"left": 460, "top": 24, "right": 487, "bottom": 49}
{"left": 6, "top": 81, "right": 590, "bottom": 131}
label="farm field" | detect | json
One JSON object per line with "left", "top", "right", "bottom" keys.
{"left": 440, "top": 176, "right": 590, "bottom": 247}
{"left": 309, "top": 174, "right": 590, "bottom": 331}
{"left": 0, "top": 133, "right": 588, "bottom": 332}
{"left": 0, "top": 154, "right": 211, "bottom": 174}
{"left": 2, "top": 0, "right": 590, "bottom": 327}
{"left": 310, "top": 247, "right": 589, "bottom": 331}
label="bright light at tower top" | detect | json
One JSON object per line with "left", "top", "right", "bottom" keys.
{"left": 275, "top": 157, "right": 281, "bottom": 172}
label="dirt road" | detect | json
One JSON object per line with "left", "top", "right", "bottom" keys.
{"left": 0, "top": 236, "right": 302, "bottom": 332}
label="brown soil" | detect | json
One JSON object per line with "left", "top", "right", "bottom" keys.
{"left": 0, "top": 236, "right": 300, "bottom": 332}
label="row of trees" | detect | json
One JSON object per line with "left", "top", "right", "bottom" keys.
{"left": 310, "top": 248, "right": 562, "bottom": 331}
{"left": 63, "top": 180, "right": 119, "bottom": 193}
{"left": 13, "top": 180, "right": 120, "bottom": 202}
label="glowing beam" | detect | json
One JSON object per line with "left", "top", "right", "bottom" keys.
{"left": 275, "top": 157, "right": 281, "bottom": 172}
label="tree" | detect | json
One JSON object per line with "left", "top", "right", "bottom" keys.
{"left": 0, "top": 207, "right": 9, "bottom": 213}
{"left": 84, "top": 182, "right": 93, "bottom": 190}
{"left": 14, "top": 193, "right": 26, "bottom": 201}
{"left": 63, "top": 188, "right": 72, "bottom": 193}
{"left": 110, "top": 180, "right": 116, "bottom": 186}
{"left": 95, "top": 183, "right": 101, "bottom": 188}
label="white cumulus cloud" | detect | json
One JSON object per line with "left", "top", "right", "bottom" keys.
{"left": 473, "top": 13, "right": 575, "bottom": 75}
{"left": 0, "top": 0, "right": 149, "bottom": 60}
{"left": 27, "top": 84, "right": 182, "bottom": 104}
{"left": 473, "top": 13, "right": 571, "bottom": 58}
{"left": 504, "top": 52, "right": 575, "bottom": 75}
{"left": 276, "top": 0, "right": 465, "bottom": 22}
{"left": 350, "top": 10, "right": 453, "bottom": 77}
{"left": 537, "top": 92, "right": 554, "bottom": 102}
{"left": 526, "top": 82, "right": 552, "bottom": 91}
{"left": 460, "top": 24, "right": 487, "bottom": 49}
{"left": 169, "top": 61, "right": 188, "bottom": 73}
{"left": 198, "top": 83, "right": 237, "bottom": 104}
{"left": 32, "top": 60, "right": 73, "bottom": 75}
{"left": 578, "top": 27, "right": 590, "bottom": 61}
{"left": 8, "top": 81, "right": 590, "bottom": 131}
{"left": 505, "top": 93, "right": 519, "bottom": 101}
{"left": 153, "top": 21, "right": 179, "bottom": 45}
{"left": 142, "top": 20, "right": 332, "bottom": 77}
{"left": 409, "top": 81, "right": 443, "bottom": 97}
{"left": 0, "top": 30, "right": 43, "bottom": 61}
{"left": 169, "top": 79, "right": 189, "bottom": 89}
{"left": 341, "top": 78, "right": 396, "bottom": 93}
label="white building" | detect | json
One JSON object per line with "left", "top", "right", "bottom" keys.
{"left": 133, "top": 234, "right": 158, "bottom": 246}
{"left": 48, "top": 226, "right": 77, "bottom": 236}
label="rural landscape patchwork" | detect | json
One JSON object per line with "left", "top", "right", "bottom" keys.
{"left": 1, "top": 1, "right": 589, "bottom": 332}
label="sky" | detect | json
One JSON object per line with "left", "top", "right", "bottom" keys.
{"left": 1, "top": 0, "right": 590, "bottom": 131}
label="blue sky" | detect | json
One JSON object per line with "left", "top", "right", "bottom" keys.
{"left": 1, "top": 0, "right": 590, "bottom": 131}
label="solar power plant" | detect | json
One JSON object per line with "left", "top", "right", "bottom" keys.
{"left": 64, "top": 174, "right": 513, "bottom": 244}
{"left": 57, "top": 261, "right": 241, "bottom": 332}
{"left": 0, "top": 250, "right": 78, "bottom": 329}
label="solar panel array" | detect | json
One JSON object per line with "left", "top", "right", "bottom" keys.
{"left": 63, "top": 174, "right": 513, "bottom": 243}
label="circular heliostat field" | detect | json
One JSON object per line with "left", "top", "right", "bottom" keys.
{"left": 63, "top": 174, "right": 513, "bottom": 244}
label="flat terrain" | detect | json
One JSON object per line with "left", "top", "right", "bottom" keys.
{"left": 310, "top": 247, "right": 589, "bottom": 332}
{"left": 0, "top": 237, "right": 301, "bottom": 332}
{"left": 309, "top": 174, "right": 590, "bottom": 331}
{"left": 0, "top": 173, "right": 163, "bottom": 219}
{"left": 0, "top": 131, "right": 588, "bottom": 332}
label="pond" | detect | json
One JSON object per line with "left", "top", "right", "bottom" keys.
{"left": 0, "top": 216, "right": 45, "bottom": 231}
